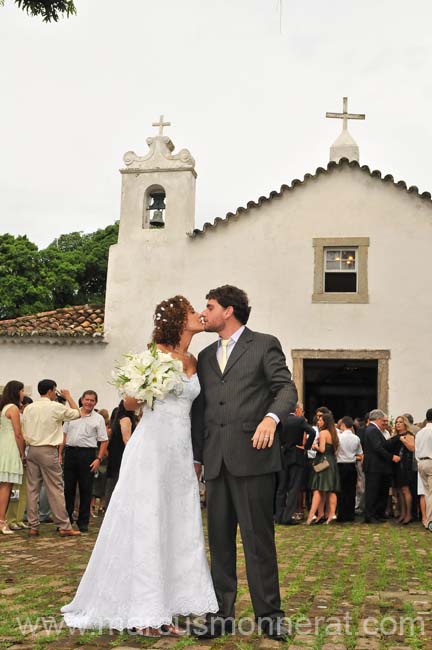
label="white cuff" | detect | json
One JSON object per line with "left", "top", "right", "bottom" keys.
{"left": 265, "top": 412, "right": 280, "bottom": 425}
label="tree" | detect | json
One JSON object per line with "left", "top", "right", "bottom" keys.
{"left": 46, "top": 223, "right": 119, "bottom": 306}
{"left": 1, "top": 1, "right": 76, "bottom": 22}
{"left": 0, "top": 223, "right": 119, "bottom": 320}
{"left": 0, "top": 234, "right": 52, "bottom": 319}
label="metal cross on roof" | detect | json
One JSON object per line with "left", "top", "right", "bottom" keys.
{"left": 152, "top": 115, "right": 171, "bottom": 136}
{"left": 326, "top": 97, "right": 365, "bottom": 131}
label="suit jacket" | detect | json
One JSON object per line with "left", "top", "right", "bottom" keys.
{"left": 280, "top": 415, "right": 316, "bottom": 466}
{"left": 363, "top": 423, "right": 400, "bottom": 474}
{"left": 356, "top": 426, "right": 366, "bottom": 447}
{"left": 191, "top": 327, "right": 298, "bottom": 480}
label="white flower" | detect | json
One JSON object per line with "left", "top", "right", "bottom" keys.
{"left": 111, "top": 345, "right": 184, "bottom": 408}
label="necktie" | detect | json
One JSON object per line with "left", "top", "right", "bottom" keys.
{"left": 219, "top": 338, "right": 230, "bottom": 373}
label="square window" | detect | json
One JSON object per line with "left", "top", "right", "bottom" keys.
{"left": 312, "top": 238, "right": 369, "bottom": 304}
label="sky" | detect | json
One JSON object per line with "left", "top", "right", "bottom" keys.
{"left": 1, "top": 0, "right": 432, "bottom": 248}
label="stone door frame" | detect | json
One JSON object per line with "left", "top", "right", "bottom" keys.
{"left": 291, "top": 349, "right": 390, "bottom": 414}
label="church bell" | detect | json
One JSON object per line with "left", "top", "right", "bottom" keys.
{"left": 148, "top": 191, "right": 166, "bottom": 228}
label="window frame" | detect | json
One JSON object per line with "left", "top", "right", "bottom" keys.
{"left": 312, "top": 237, "right": 369, "bottom": 304}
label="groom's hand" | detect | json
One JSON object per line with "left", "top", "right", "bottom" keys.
{"left": 252, "top": 417, "right": 277, "bottom": 449}
{"left": 194, "top": 462, "right": 202, "bottom": 480}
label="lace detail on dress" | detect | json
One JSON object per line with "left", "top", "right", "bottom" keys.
{"left": 62, "top": 374, "right": 218, "bottom": 630}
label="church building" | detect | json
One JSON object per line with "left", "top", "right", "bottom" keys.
{"left": 1, "top": 101, "right": 431, "bottom": 421}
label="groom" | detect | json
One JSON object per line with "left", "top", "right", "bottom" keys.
{"left": 191, "top": 285, "right": 297, "bottom": 640}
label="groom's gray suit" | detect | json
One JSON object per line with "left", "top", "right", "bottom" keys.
{"left": 192, "top": 327, "right": 297, "bottom": 621}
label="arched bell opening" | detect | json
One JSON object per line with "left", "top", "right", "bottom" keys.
{"left": 143, "top": 185, "right": 166, "bottom": 229}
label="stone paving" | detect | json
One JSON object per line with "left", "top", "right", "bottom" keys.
{"left": 0, "top": 515, "right": 431, "bottom": 650}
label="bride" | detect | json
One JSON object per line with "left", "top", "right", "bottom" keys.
{"left": 61, "top": 296, "right": 218, "bottom": 635}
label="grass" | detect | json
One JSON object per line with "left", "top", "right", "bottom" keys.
{"left": 0, "top": 517, "right": 431, "bottom": 649}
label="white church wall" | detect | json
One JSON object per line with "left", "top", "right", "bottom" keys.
{"left": 2, "top": 164, "right": 431, "bottom": 418}
{"left": 0, "top": 343, "right": 112, "bottom": 405}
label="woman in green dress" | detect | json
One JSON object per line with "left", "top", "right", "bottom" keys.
{"left": 306, "top": 412, "right": 340, "bottom": 525}
{"left": 0, "top": 381, "right": 26, "bottom": 534}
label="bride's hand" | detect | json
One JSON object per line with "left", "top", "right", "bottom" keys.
{"left": 124, "top": 396, "right": 140, "bottom": 411}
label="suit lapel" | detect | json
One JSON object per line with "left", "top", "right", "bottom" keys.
{"left": 205, "top": 341, "right": 221, "bottom": 377}
{"left": 223, "top": 327, "right": 254, "bottom": 376}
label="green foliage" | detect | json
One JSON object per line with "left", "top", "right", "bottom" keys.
{"left": 0, "top": 234, "right": 51, "bottom": 319}
{"left": 13, "top": 0, "right": 76, "bottom": 22}
{"left": 0, "top": 223, "right": 118, "bottom": 320}
{"left": 46, "top": 223, "right": 119, "bottom": 307}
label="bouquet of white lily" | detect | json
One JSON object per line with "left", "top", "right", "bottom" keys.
{"left": 111, "top": 342, "right": 184, "bottom": 409}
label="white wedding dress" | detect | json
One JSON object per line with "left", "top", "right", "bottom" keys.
{"left": 62, "top": 373, "right": 218, "bottom": 630}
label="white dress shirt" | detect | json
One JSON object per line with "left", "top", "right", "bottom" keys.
{"left": 63, "top": 410, "right": 108, "bottom": 448}
{"left": 22, "top": 398, "right": 80, "bottom": 446}
{"left": 216, "top": 325, "right": 245, "bottom": 364}
{"left": 307, "top": 427, "right": 319, "bottom": 459}
{"left": 337, "top": 429, "right": 363, "bottom": 463}
{"left": 415, "top": 422, "right": 432, "bottom": 460}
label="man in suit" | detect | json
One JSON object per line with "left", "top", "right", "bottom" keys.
{"left": 363, "top": 409, "right": 401, "bottom": 523}
{"left": 274, "top": 402, "right": 315, "bottom": 525}
{"left": 192, "top": 285, "right": 297, "bottom": 640}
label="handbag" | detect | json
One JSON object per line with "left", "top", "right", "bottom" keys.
{"left": 313, "top": 457, "right": 330, "bottom": 473}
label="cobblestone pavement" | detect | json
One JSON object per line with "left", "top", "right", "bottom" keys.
{"left": 1, "top": 515, "right": 431, "bottom": 650}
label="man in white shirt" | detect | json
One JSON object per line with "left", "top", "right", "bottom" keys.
{"left": 61, "top": 390, "right": 108, "bottom": 532}
{"left": 415, "top": 408, "right": 432, "bottom": 532}
{"left": 22, "top": 379, "right": 80, "bottom": 537}
{"left": 337, "top": 416, "right": 363, "bottom": 522}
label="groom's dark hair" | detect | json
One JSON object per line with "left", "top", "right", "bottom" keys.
{"left": 206, "top": 285, "right": 251, "bottom": 325}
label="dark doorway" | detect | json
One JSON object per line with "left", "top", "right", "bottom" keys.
{"left": 304, "top": 359, "right": 378, "bottom": 422}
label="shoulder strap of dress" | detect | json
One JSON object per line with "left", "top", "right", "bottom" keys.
{"left": 1, "top": 404, "right": 15, "bottom": 416}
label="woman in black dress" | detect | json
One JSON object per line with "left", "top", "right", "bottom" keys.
{"left": 104, "top": 401, "right": 136, "bottom": 510}
{"left": 394, "top": 415, "right": 416, "bottom": 524}
{"left": 306, "top": 412, "right": 340, "bottom": 525}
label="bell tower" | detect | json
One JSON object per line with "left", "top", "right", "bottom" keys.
{"left": 104, "top": 117, "right": 197, "bottom": 344}
{"left": 118, "top": 116, "right": 196, "bottom": 242}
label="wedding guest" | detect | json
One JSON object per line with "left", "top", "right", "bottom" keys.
{"left": 404, "top": 413, "right": 420, "bottom": 434}
{"left": 0, "top": 381, "right": 26, "bottom": 535}
{"left": 355, "top": 412, "right": 369, "bottom": 514}
{"left": 104, "top": 400, "right": 136, "bottom": 510}
{"left": 22, "top": 379, "right": 81, "bottom": 537}
{"left": 382, "top": 415, "right": 392, "bottom": 439}
{"left": 394, "top": 415, "right": 416, "bottom": 525}
{"left": 91, "top": 408, "right": 111, "bottom": 518}
{"left": 62, "top": 390, "right": 108, "bottom": 533}
{"left": 418, "top": 472, "right": 426, "bottom": 527}
{"left": 306, "top": 412, "right": 340, "bottom": 525}
{"left": 304, "top": 406, "right": 331, "bottom": 516}
{"left": 363, "top": 409, "right": 401, "bottom": 524}
{"left": 275, "top": 402, "right": 315, "bottom": 525}
{"left": 415, "top": 408, "right": 432, "bottom": 532}
{"left": 337, "top": 416, "right": 363, "bottom": 522}
{"left": 39, "top": 485, "right": 53, "bottom": 523}
{"left": 7, "top": 395, "right": 33, "bottom": 530}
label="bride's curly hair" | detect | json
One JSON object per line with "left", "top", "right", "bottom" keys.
{"left": 151, "top": 295, "right": 193, "bottom": 348}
